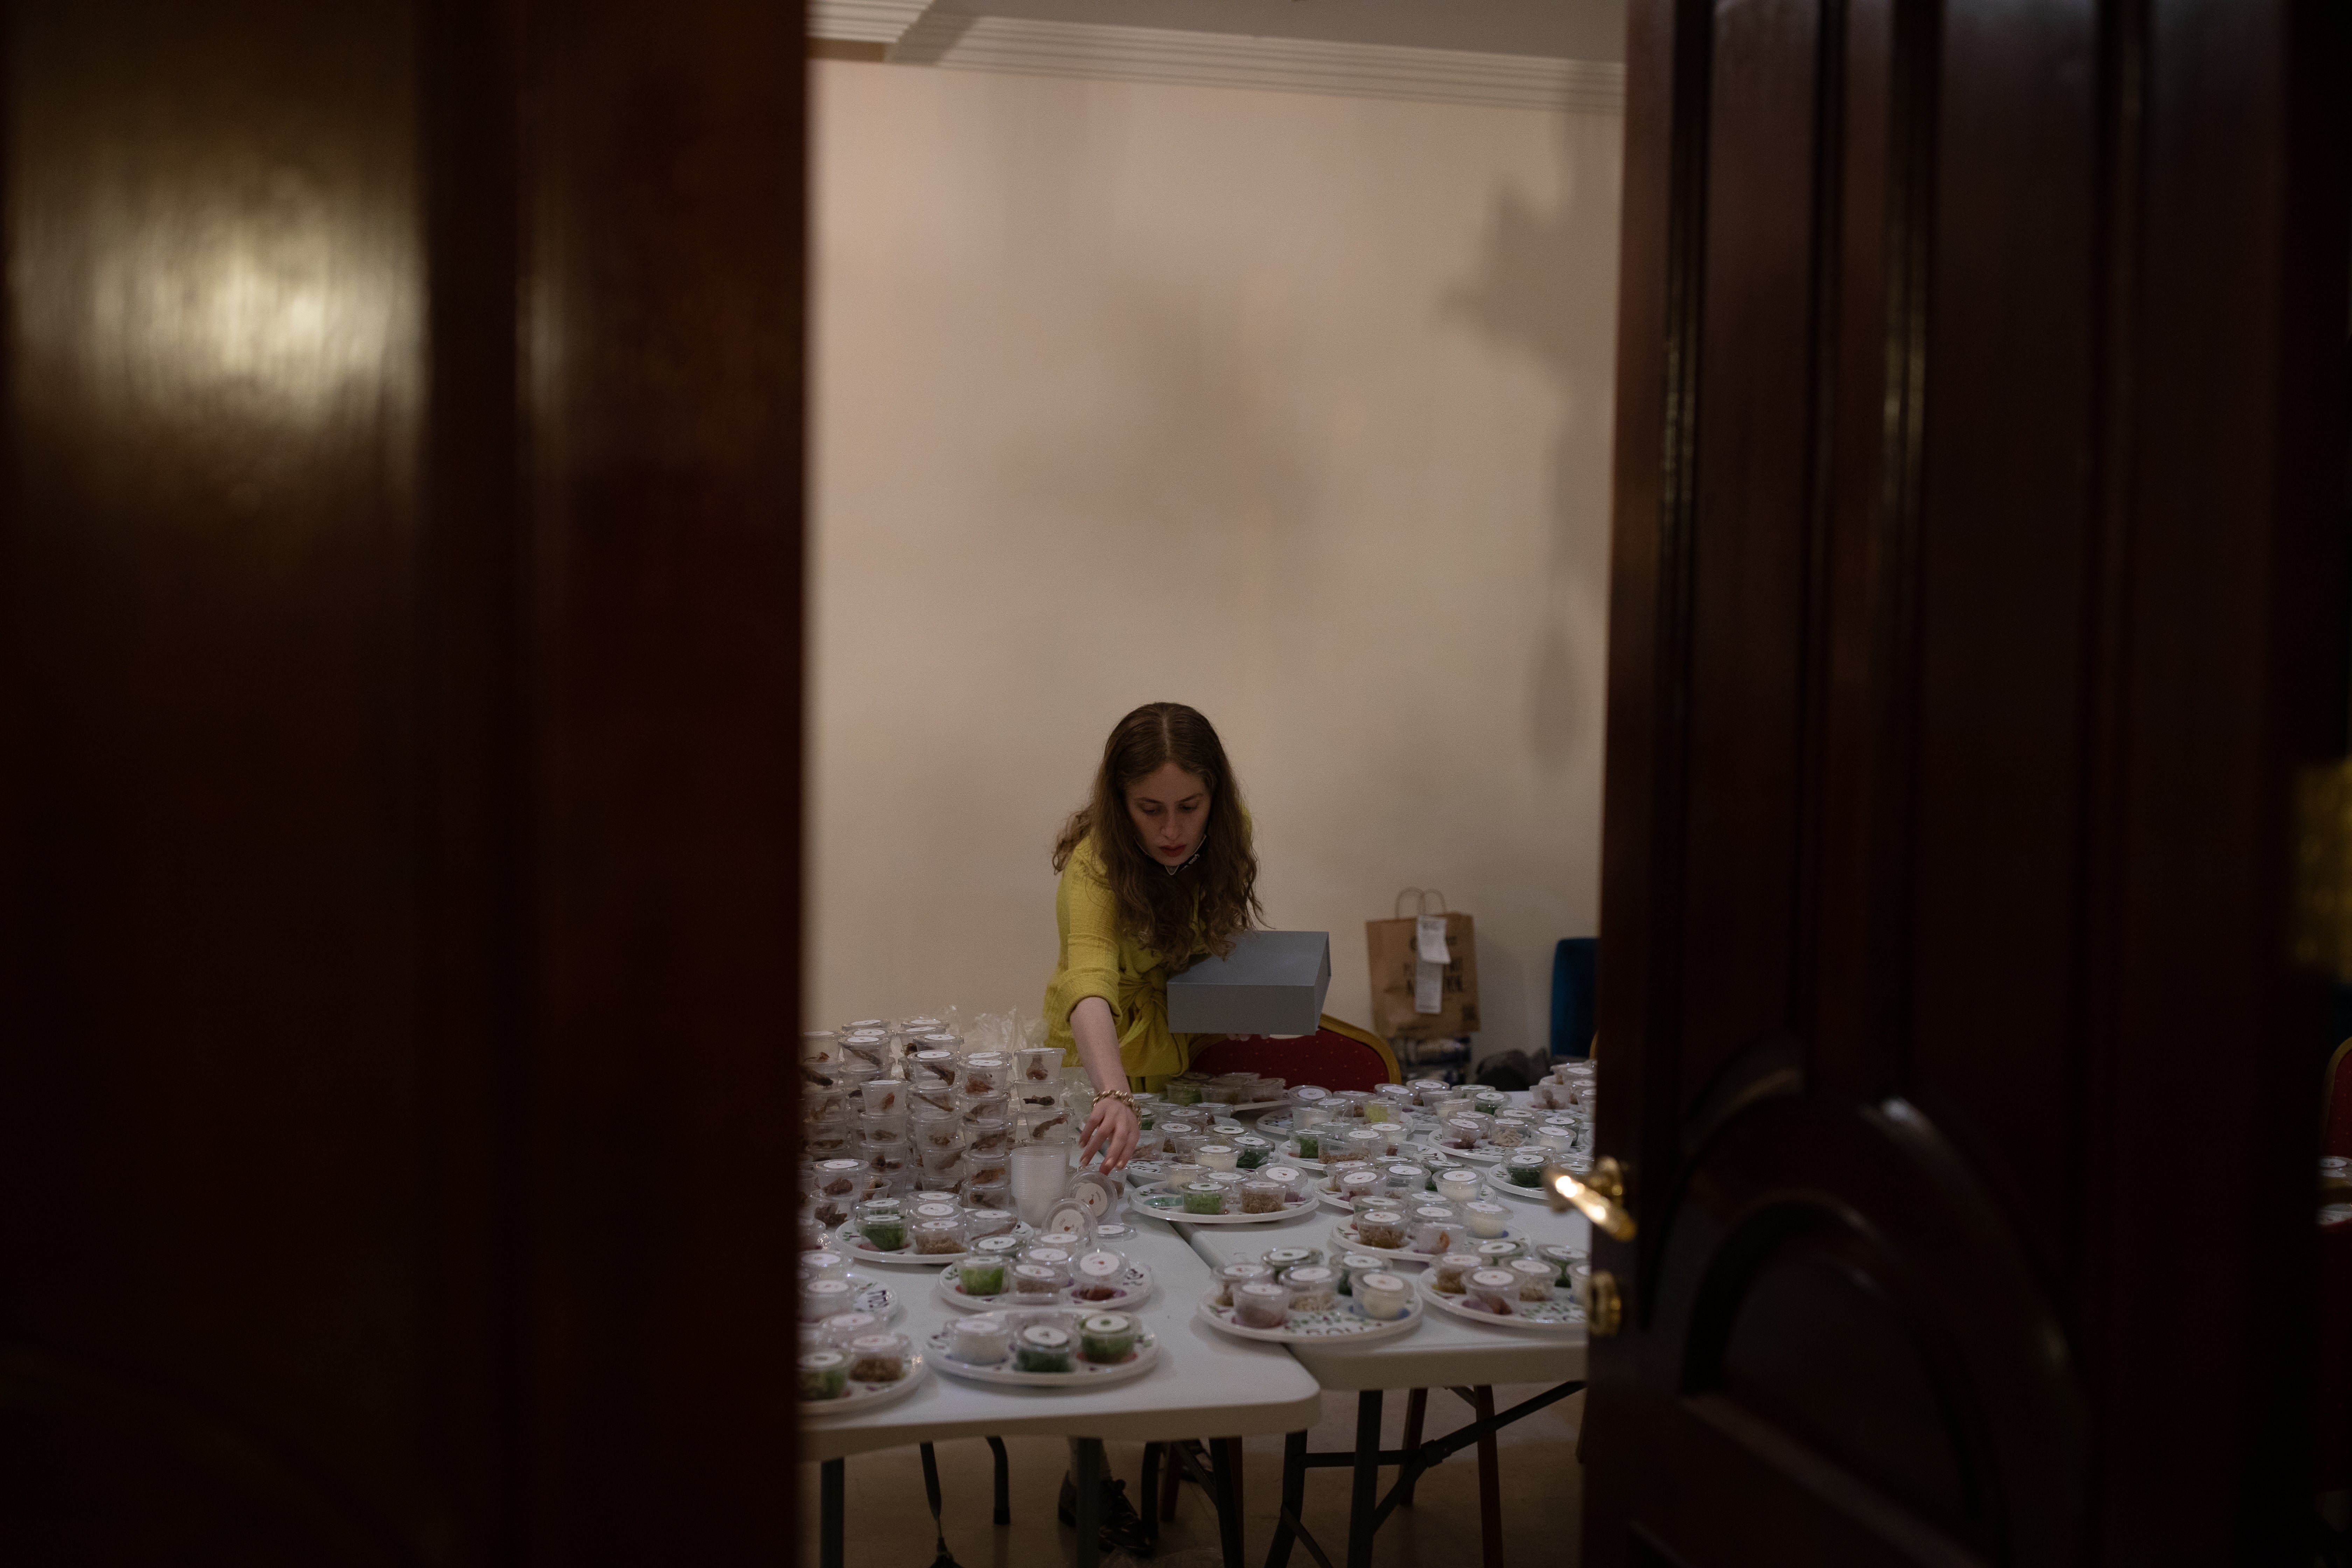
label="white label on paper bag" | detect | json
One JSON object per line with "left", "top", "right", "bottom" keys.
{"left": 1416, "top": 915, "right": 1450, "bottom": 965}
{"left": 1414, "top": 959, "right": 1443, "bottom": 1014}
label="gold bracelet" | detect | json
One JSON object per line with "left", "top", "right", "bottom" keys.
{"left": 1095, "top": 1087, "right": 1138, "bottom": 1111}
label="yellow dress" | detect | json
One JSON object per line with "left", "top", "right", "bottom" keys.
{"left": 1041, "top": 833, "right": 1211, "bottom": 1086}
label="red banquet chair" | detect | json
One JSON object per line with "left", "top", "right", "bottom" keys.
{"left": 1185, "top": 1014, "right": 1401, "bottom": 1091}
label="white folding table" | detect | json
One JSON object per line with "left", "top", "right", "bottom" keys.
{"left": 803, "top": 1214, "right": 1323, "bottom": 1568}
{"left": 1176, "top": 1169, "right": 1592, "bottom": 1568}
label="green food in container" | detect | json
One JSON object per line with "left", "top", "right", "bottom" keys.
{"left": 1079, "top": 1312, "right": 1137, "bottom": 1364}
{"left": 861, "top": 1213, "right": 910, "bottom": 1249}
{"left": 799, "top": 1350, "right": 849, "bottom": 1401}
{"left": 1234, "top": 1146, "right": 1267, "bottom": 1170}
{"left": 1181, "top": 1182, "right": 1227, "bottom": 1215}
{"left": 958, "top": 1256, "right": 1008, "bottom": 1296}
{"left": 1503, "top": 1157, "right": 1546, "bottom": 1189}
{"left": 1292, "top": 1131, "right": 1320, "bottom": 1159}
{"left": 1015, "top": 1325, "right": 1074, "bottom": 1373}
{"left": 1167, "top": 1083, "right": 1203, "bottom": 1105}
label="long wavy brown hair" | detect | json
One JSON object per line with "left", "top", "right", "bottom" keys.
{"left": 1052, "top": 703, "right": 1262, "bottom": 965}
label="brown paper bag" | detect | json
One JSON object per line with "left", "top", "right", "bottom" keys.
{"left": 1366, "top": 890, "right": 1480, "bottom": 1040}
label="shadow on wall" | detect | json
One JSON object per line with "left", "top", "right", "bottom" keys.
{"left": 1441, "top": 111, "right": 1622, "bottom": 771}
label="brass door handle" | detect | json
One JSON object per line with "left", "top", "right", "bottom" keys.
{"left": 1577, "top": 1268, "right": 1623, "bottom": 1336}
{"left": 1546, "top": 1155, "right": 1636, "bottom": 1241}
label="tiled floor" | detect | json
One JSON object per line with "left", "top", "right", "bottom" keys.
{"left": 799, "top": 1385, "right": 1583, "bottom": 1568}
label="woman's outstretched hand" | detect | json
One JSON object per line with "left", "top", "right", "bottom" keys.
{"left": 1079, "top": 1096, "right": 1139, "bottom": 1171}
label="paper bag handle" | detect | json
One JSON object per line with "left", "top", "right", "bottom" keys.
{"left": 1392, "top": 888, "right": 1448, "bottom": 919}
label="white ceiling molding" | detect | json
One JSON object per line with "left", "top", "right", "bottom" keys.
{"left": 811, "top": 0, "right": 936, "bottom": 46}
{"left": 885, "top": 14, "right": 1625, "bottom": 115}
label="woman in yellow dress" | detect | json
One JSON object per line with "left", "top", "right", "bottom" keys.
{"left": 1044, "top": 701, "right": 1262, "bottom": 1172}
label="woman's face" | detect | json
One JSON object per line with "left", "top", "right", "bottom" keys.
{"left": 1125, "top": 761, "right": 1211, "bottom": 867}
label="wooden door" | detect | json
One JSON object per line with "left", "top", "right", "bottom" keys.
{"left": 1592, "top": 0, "right": 2345, "bottom": 1563}
{"left": 0, "top": 2, "right": 804, "bottom": 1562}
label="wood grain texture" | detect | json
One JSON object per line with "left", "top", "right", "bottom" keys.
{"left": 1590, "top": 0, "right": 2345, "bottom": 1562}
{"left": 0, "top": 1, "right": 806, "bottom": 1561}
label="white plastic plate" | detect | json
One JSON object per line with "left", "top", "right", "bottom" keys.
{"left": 1414, "top": 1270, "right": 1586, "bottom": 1333}
{"left": 831, "top": 1220, "right": 1035, "bottom": 1268}
{"left": 1193, "top": 1289, "right": 1422, "bottom": 1345}
{"left": 1133, "top": 1190, "right": 1319, "bottom": 1225}
{"left": 799, "top": 1349, "right": 932, "bottom": 1418}
{"left": 934, "top": 1262, "right": 1154, "bottom": 1314}
{"left": 925, "top": 1317, "right": 1162, "bottom": 1389}
{"left": 1327, "top": 1219, "right": 1526, "bottom": 1263}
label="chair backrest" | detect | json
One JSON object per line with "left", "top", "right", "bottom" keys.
{"left": 1550, "top": 937, "right": 1597, "bottom": 1060}
{"left": 1187, "top": 1014, "right": 1400, "bottom": 1091}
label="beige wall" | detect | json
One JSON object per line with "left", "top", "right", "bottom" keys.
{"left": 810, "top": 59, "right": 1622, "bottom": 1062}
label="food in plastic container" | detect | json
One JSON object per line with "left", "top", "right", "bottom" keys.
{"left": 1438, "top": 1116, "right": 1485, "bottom": 1152}
{"left": 1463, "top": 1200, "right": 1511, "bottom": 1239}
{"left": 859, "top": 1110, "right": 909, "bottom": 1146}
{"left": 1231, "top": 1135, "right": 1273, "bottom": 1170}
{"left": 1080, "top": 1312, "right": 1138, "bottom": 1363}
{"left": 1508, "top": 1257, "right": 1559, "bottom": 1302}
{"left": 856, "top": 1198, "right": 908, "bottom": 1251}
{"left": 1232, "top": 1281, "right": 1291, "bottom": 1329}
{"left": 800, "top": 1278, "right": 855, "bottom": 1322}
{"left": 1471, "top": 1088, "right": 1508, "bottom": 1116}
{"left": 858, "top": 1079, "right": 904, "bottom": 1116}
{"left": 1539, "top": 1244, "right": 1590, "bottom": 1287}
{"left": 1016, "top": 1045, "right": 1063, "bottom": 1084}
{"left": 1281, "top": 1266, "right": 1338, "bottom": 1313}
{"left": 1408, "top": 1205, "right": 1464, "bottom": 1255}
{"left": 1474, "top": 1240, "right": 1522, "bottom": 1267}
{"left": 1238, "top": 1179, "right": 1285, "bottom": 1214}
{"left": 1430, "top": 1253, "right": 1481, "bottom": 1295}
{"left": 915, "top": 1166, "right": 965, "bottom": 1194}
{"left": 800, "top": 1250, "right": 849, "bottom": 1282}
{"left": 1485, "top": 1119, "right": 1529, "bottom": 1149}
{"left": 1288, "top": 1129, "right": 1323, "bottom": 1160}
{"left": 953, "top": 1313, "right": 1011, "bottom": 1364}
{"left": 1262, "top": 1245, "right": 1321, "bottom": 1272}
{"left": 1213, "top": 1262, "right": 1273, "bottom": 1306}
{"left": 1357, "top": 1272, "right": 1412, "bottom": 1320}
{"left": 1160, "top": 1162, "right": 1207, "bottom": 1191}
{"left": 1015, "top": 1325, "right": 1075, "bottom": 1373}
{"left": 967, "top": 1117, "right": 1011, "bottom": 1156}
{"left": 847, "top": 1331, "right": 913, "bottom": 1381}
{"left": 1383, "top": 1162, "right": 1428, "bottom": 1195}
{"left": 911, "top": 1216, "right": 967, "bottom": 1255}
{"left": 1466, "top": 1269, "right": 1518, "bottom": 1314}
{"left": 917, "top": 1132, "right": 968, "bottom": 1174}
{"left": 962, "top": 1052, "right": 1011, "bottom": 1096}
{"left": 958, "top": 1206, "right": 1013, "bottom": 1239}
{"left": 800, "top": 1349, "right": 850, "bottom": 1400}
{"left": 1070, "top": 1248, "right": 1128, "bottom": 1302}
{"left": 1195, "top": 1143, "right": 1239, "bottom": 1172}
{"left": 1181, "top": 1182, "right": 1228, "bottom": 1215}
{"left": 1502, "top": 1152, "right": 1549, "bottom": 1189}
{"left": 907, "top": 1050, "right": 959, "bottom": 1087}
{"left": 1010, "top": 1263, "right": 1062, "bottom": 1299}
{"left": 838, "top": 1033, "right": 891, "bottom": 1071}
{"left": 1336, "top": 1169, "right": 1384, "bottom": 1206}
{"left": 1260, "top": 1166, "right": 1309, "bottom": 1203}
{"left": 1355, "top": 1209, "right": 1408, "bottom": 1250}
{"left": 802, "top": 1030, "right": 842, "bottom": 1065}
{"left": 814, "top": 1158, "right": 865, "bottom": 1198}
{"left": 959, "top": 1254, "right": 1009, "bottom": 1296}
{"left": 1435, "top": 1169, "right": 1482, "bottom": 1204}
{"left": 821, "top": 1311, "right": 882, "bottom": 1348}
{"left": 1337, "top": 1252, "right": 1388, "bottom": 1296}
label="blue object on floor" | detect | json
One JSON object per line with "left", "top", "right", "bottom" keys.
{"left": 1550, "top": 938, "right": 1597, "bottom": 1060}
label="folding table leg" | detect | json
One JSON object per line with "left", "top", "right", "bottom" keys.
{"left": 1069, "top": 1437, "right": 1105, "bottom": 1568}
{"left": 819, "top": 1458, "right": 845, "bottom": 1568}
{"left": 1262, "top": 1430, "right": 1308, "bottom": 1568}
{"left": 1345, "top": 1391, "right": 1384, "bottom": 1568}
{"left": 1141, "top": 1442, "right": 1162, "bottom": 1540}
{"left": 1472, "top": 1385, "right": 1503, "bottom": 1568}
{"left": 1163, "top": 1442, "right": 1185, "bottom": 1519}
{"left": 1210, "top": 1436, "right": 1247, "bottom": 1568}
{"left": 1397, "top": 1389, "right": 1429, "bottom": 1508}
{"left": 986, "top": 1436, "right": 1010, "bottom": 1524}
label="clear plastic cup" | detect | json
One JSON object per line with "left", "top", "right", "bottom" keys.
{"left": 1232, "top": 1281, "right": 1291, "bottom": 1329}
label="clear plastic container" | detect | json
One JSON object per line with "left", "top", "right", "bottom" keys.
{"left": 799, "top": 1250, "right": 849, "bottom": 1282}
{"left": 1485, "top": 1119, "right": 1530, "bottom": 1150}
{"left": 1474, "top": 1239, "right": 1522, "bottom": 1268}
{"left": 1502, "top": 1150, "right": 1549, "bottom": 1190}
{"left": 1382, "top": 1162, "right": 1428, "bottom": 1196}
{"left": 1281, "top": 1266, "right": 1338, "bottom": 1313}
{"left": 964, "top": 1178, "right": 1013, "bottom": 1212}
{"left": 1262, "top": 1245, "right": 1322, "bottom": 1272}
{"left": 910, "top": 1215, "right": 968, "bottom": 1255}
{"left": 838, "top": 1032, "right": 892, "bottom": 1072}
{"left": 1016, "top": 1105, "right": 1077, "bottom": 1146}
{"left": 1530, "top": 1080, "right": 1575, "bottom": 1111}
{"left": 962, "top": 1052, "right": 1012, "bottom": 1096}
{"left": 1354, "top": 1209, "right": 1407, "bottom": 1250}
{"left": 1374, "top": 1084, "right": 1417, "bottom": 1116}
{"left": 804, "top": 1085, "right": 851, "bottom": 1124}
{"left": 1180, "top": 1182, "right": 1228, "bottom": 1215}
{"left": 858, "top": 1110, "right": 908, "bottom": 1146}
{"left": 914, "top": 1164, "right": 964, "bottom": 1194}
{"left": 917, "top": 1132, "right": 969, "bottom": 1175}
{"left": 1014, "top": 1324, "right": 1074, "bottom": 1373}
{"left": 1437, "top": 1115, "right": 1486, "bottom": 1153}
{"left": 1538, "top": 1243, "right": 1589, "bottom": 1286}
{"left": 1238, "top": 1178, "right": 1286, "bottom": 1214}
{"left": 1016, "top": 1046, "right": 1064, "bottom": 1086}
{"left": 1509, "top": 1257, "right": 1559, "bottom": 1301}
{"left": 802, "top": 1030, "right": 842, "bottom": 1065}
{"left": 846, "top": 1331, "right": 914, "bottom": 1382}
{"left": 1080, "top": 1312, "right": 1137, "bottom": 1363}
{"left": 1471, "top": 1088, "right": 1509, "bottom": 1116}
{"left": 1009, "top": 1262, "right": 1064, "bottom": 1300}
{"left": 906, "top": 1050, "right": 960, "bottom": 1088}
{"left": 855, "top": 1197, "right": 909, "bottom": 1251}
{"left": 820, "top": 1310, "right": 882, "bottom": 1348}
{"left": 957, "top": 1251, "right": 1010, "bottom": 1297}
{"left": 812, "top": 1157, "right": 866, "bottom": 1199}
{"left": 804, "top": 1121, "right": 852, "bottom": 1157}
{"left": 1231, "top": 1135, "right": 1274, "bottom": 1170}
{"left": 1463, "top": 1200, "right": 1511, "bottom": 1238}
{"left": 1408, "top": 1205, "right": 1465, "bottom": 1255}
{"left": 1260, "top": 1165, "right": 1309, "bottom": 1203}
{"left": 1357, "top": 1272, "right": 1412, "bottom": 1320}
{"left": 1430, "top": 1252, "right": 1481, "bottom": 1295}
{"left": 1338, "top": 1252, "right": 1390, "bottom": 1297}
{"left": 1069, "top": 1247, "right": 1129, "bottom": 1302}
{"left": 1342, "top": 1127, "right": 1391, "bottom": 1161}
{"left": 962, "top": 1090, "right": 1011, "bottom": 1126}
{"left": 910, "top": 1104, "right": 964, "bottom": 1147}
{"left": 1331, "top": 1166, "right": 1382, "bottom": 1203}
{"left": 967, "top": 1116, "right": 1012, "bottom": 1156}
{"left": 1286, "top": 1127, "right": 1326, "bottom": 1161}
{"left": 1232, "top": 1281, "right": 1291, "bottom": 1329}
{"left": 964, "top": 1151, "right": 1010, "bottom": 1189}
{"left": 799, "top": 1277, "right": 856, "bottom": 1322}
{"left": 1195, "top": 1143, "right": 1239, "bottom": 1172}
{"left": 800, "top": 1348, "right": 850, "bottom": 1400}
{"left": 953, "top": 1312, "right": 1011, "bottom": 1364}
{"left": 1214, "top": 1262, "right": 1273, "bottom": 1306}
{"left": 1434, "top": 1168, "right": 1482, "bottom": 1204}
{"left": 914, "top": 1031, "right": 962, "bottom": 1056}
{"left": 1466, "top": 1269, "right": 1517, "bottom": 1313}
{"left": 1160, "top": 1162, "right": 1207, "bottom": 1191}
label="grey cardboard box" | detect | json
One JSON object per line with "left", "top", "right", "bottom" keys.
{"left": 1166, "top": 930, "right": 1332, "bottom": 1036}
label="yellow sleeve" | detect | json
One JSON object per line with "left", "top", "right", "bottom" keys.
{"left": 1042, "top": 841, "right": 1124, "bottom": 1045}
